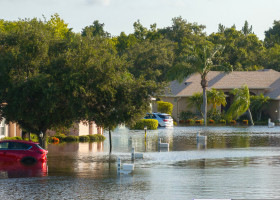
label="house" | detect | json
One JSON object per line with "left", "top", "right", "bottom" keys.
{"left": 47, "top": 121, "right": 103, "bottom": 136}
{"left": 0, "top": 118, "right": 21, "bottom": 139}
{"left": 155, "top": 69, "right": 280, "bottom": 122}
{"left": 0, "top": 117, "right": 103, "bottom": 139}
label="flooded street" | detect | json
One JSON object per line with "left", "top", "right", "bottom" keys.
{"left": 2, "top": 126, "right": 280, "bottom": 199}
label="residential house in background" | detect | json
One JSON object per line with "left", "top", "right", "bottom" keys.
{"left": 47, "top": 121, "right": 103, "bottom": 136}
{"left": 0, "top": 118, "right": 21, "bottom": 139}
{"left": 1, "top": 118, "right": 103, "bottom": 139}
{"left": 154, "top": 69, "right": 280, "bottom": 122}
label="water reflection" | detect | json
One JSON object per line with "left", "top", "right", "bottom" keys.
{"left": 3, "top": 127, "right": 280, "bottom": 199}
{"left": 0, "top": 161, "right": 47, "bottom": 178}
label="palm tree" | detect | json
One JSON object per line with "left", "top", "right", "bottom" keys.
{"left": 187, "top": 92, "right": 203, "bottom": 117}
{"left": 250, "top": 93, "right": 270, "bottom": 121}
{"left": 207, "top": 88, "right": 227, "bottom": 112}
{"left": 226, "top": 85, "right": 253, "bottom": 125}
{"left": 168, "top": 43, "right": 228, "bottom": 126}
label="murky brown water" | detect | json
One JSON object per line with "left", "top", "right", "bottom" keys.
{"left": 2, "top": 126, "right": 280, "bottom": 199}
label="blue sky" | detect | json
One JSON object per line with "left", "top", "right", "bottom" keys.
{"left": 1, "top": 0, "right": 280, "bottom": 39}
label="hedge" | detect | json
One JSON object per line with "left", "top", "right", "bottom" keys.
{"left": 157, "top": 101, "right": 173, "bottom": 115}
{"left": 88, "top": 134, "right": 106, "bottom": 142}
{"left": 133, "top": 119, "right": 158, "bottom": 130}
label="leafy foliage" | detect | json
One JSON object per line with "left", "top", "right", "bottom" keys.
{"left": 226, "top": 85, "right": 250, "bottom": 120}
{"left": 250, "top": 93, "right": 270, "bottom": 121}
{"left": 157, "top": 101, "right": 173, "bottom": 115}
{"left": 133, "top": 119, "right": 158, "bottom": 130}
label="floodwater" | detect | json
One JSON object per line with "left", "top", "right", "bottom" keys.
{"left": 2, "top": 126, "right": 280, "bottom": 199}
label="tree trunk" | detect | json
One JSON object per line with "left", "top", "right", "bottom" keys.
{"left": 247, "top": 109, "right": 254, "bottom": 126}
{"left": 201, "top": 76, "right": 208, "bottom": 126}
{"left": 203, "top": 86, "right": 207, "bottom": 126}
{"left": 38, "top": 133, "right": 47, "bottom": 149}
{"left": 109, "top": 128, "right": 112, "bottom": 153}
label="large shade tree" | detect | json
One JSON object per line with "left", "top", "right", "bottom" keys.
{"left": 0, "top": 16, "right": 83, "bottom": 147}
{"left": 0, "top": 17, "right": 160, "bottom": 149}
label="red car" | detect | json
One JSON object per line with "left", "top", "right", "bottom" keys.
{"left": 0, "top": 140, "right": 48, "bottom": 164}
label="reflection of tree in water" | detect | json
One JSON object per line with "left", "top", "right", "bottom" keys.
{"left": 207, "top": 133, "right": 270, "bottom": 149}
{"left": 47, "top": 142, "right": 106, "bottom": 178}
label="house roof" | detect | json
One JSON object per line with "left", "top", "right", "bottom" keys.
{"left": 165, "top": 69, "right": 280, "bottom": 100}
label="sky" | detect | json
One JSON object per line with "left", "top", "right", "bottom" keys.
{"left": 1, "top": 0, "right": 280, "bottom": 40}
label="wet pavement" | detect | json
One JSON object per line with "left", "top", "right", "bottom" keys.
{"left": 1, "top": 126, "right": 280, "bottom": 199}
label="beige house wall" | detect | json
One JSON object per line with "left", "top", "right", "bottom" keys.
{"left": 159, "top": 96, "right": 215, "bottom": 122}
{"left": 47, "top": 121, "right": 103, "bottom": 137}
{"left": 69, "top": 121, "right": 103, "bottom": 136}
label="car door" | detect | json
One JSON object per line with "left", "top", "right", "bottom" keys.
{"left": 7, "top": 142, "right": 31, "bottom": 161}
{"left": 0, "top": 142, "right": 9, "bottom": 162}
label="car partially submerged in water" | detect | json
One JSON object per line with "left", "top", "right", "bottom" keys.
{"left": 0, "top": 140, "right": 48, "bottom": 165}
{"left": 144, "top": 113, "right": 173, "bottom": 127}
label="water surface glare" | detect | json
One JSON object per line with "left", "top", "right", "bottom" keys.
{"left": 1, "top": 126, "right": 280, "bottom": 199}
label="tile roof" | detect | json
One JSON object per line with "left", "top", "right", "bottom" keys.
{"left": 165, "top": 69, "right": 280, "bottom": 100}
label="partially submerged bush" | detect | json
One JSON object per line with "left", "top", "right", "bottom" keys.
{"left": 88, "top": 134, "right": 106, "bottom": 142}
{"left": 55, "top": 134, "right": 66, "bottom": 141}
{"left": 133, "top": 119, "right": 158, "bottom": 130}
{"left": 64, "top": 135, "right": 79, "bottom": 142}
{"left": 79, "top": 135, "right": 90, "bottom": 142}
{"left": 49, "top": 136, "right": 60, "bottom": 144}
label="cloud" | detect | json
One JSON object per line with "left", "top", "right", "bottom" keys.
{"left": 85, "top": 0, "right": 110, "bottom": 6}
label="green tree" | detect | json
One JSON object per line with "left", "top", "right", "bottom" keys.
{"left": 81, "top": 20, "right": 110, "bottom": 38}
{"left": 262, "top": 44, "right": 280, "bottom": 71}
{"left": 264, "top": 20, "right": 280, "bottom": 48}
{"left": 209, "top": 27, "right": 265, "bottom": 71}
{"left": 187, "top": 92, "right": 203, "bottom": 117}
{"left": 168, "top": 43, "right": 228, "bottom": 125}
{"left": 226, "top": 85, "right": 253, "bottom": 125}
{"left": 125, "top": 39, "right": 175, "bottom": 82}
{"left": 0, "top": 17, "right": 81, "bottom": 147}
{"left": 207, "top": 88, "right": 227, "bottom": 111}
{"left": 241, "top": 20, "right": 253, "bottom": 36}
{"left": 250, "top": 93, "right": 270, "bottom": 121}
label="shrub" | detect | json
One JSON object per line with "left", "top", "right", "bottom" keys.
{"left": 173, "top": 121, "right": 177, "bottom": 126}
{"left": 195, "top": 120, "right": 203, "bottom": 124}
{"left": 48, "top": 137, "right": 60, "bottom": 144}
{"left": 55, "top": 134, "right": 67, "bottom": 142}
{"left": 1, "top": 136, "right": 22, "bottom": 140}
{"left": 64, "top": 135, "right": 79, "bottom": 142}
{"left": 230, "top": 120, "right": 237, "bottom": 125}
{"left": 209, "top": 119, "right": 215, "bottom": 124}
{"left": 186, "top": 119, "right": 194, "bottom": 124}
{"left": 88, "top": 134, "right": 106, "bottom": 142}
{"left": 220, "top": 119, "right": 226, "bottom": 124}
{"left": 242, "top": 120, "right": 249, "bottom": 125}
{"left": 157, "top": 101, "right": 173, "bottom": 115}
{"left": 180, "top": 111, "right": 195, "bottom": 120}
{"left": 133, "top": 119, "right": 158, "bottom": 130}
{"left": 79, "top": 135, "right": 90, "bottom": 142}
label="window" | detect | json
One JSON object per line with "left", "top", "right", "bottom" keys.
{"left": 0, "top": 119, "right": 5, "bottom": 136}
{"left": 8, "top": 142, "right": 32, "bottom": 150}
{"left": 0, "top": 142, "right": 8, "bottom": 149}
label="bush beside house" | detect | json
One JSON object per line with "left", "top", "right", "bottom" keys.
{"left": 133, "top": 119, "right": 158, "bottom": 130}
{"left": 157, "top": 101, "right": 173, "bottom": 115}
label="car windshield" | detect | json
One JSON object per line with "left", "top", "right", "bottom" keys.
{"left": 158, "top": 114, "right": 172, "bottom": 119}
{"left": 36, "top": 144, "right": 45, "bottom": 150}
